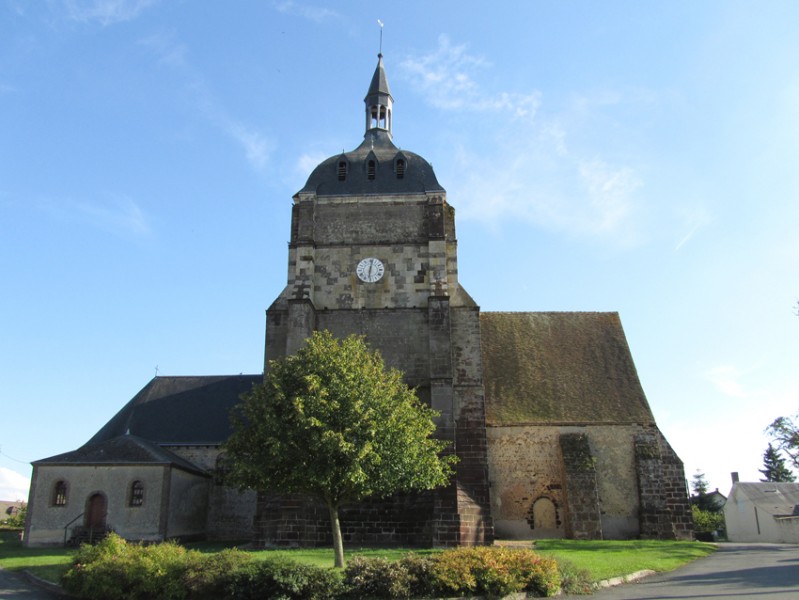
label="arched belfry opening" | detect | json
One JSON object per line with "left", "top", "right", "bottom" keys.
{"left": 364, "top": 53, "right": 393, "bottom": 139}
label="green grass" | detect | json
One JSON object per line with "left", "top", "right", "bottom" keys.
{"left": 536, "top": 539, "right": 717, "bottom": 581}
{"left": 186, "top": 540, "right": 441, "bottom": 569}
{"left": 1, "top": 528, "right": 715, "bottom": 588}
{"left": 0, "top": 529, "right": 74, "bottom": 582}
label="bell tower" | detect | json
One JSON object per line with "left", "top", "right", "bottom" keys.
{"left": 262, "top": 54, "right": 494, "bottom": 547}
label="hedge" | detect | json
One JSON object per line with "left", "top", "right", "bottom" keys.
{"left": 60, "top": 534, "right": 562, "bottom": 599}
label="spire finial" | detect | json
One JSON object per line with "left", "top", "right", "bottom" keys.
{"left": 377, "top": 19, "right": 384, "bottom": 56}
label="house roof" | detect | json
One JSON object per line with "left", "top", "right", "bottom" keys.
{"left": 1, "top": 501, "right": 24, "bottom": 515}
{"left": 480, "top": 312, "right": 656, "bottom": 426}
{"left": 729, "top": 482, "right": 799, "bottom": 517}
{"left": 33, "top": 435, "right": 208, "bottom": 476}
{"left": 85, "top": 375, "right": 262, "bottom": 446}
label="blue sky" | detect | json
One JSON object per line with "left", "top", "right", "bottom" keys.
{"left": 2, "top": 0, "right": 798, "bottom": 502}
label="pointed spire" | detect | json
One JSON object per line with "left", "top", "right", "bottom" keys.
{"left": 364, "top": 54, "right": 393, "bottom": 139}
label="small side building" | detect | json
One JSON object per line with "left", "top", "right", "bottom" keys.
{"left": 724, "top": 482, "right": 799, "bottom": 543}
{"left": 24, "top": 375, "right": 260, "bottom": 547}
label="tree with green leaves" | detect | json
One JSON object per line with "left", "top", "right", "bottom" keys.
{"left": 690, "top": 470, "right": 717, "bottom": 512}
{"left": 766, "top": 414, "right": 799, "bottom": 470}
{"left": 222, "top": 330, "right": 457, "bottom": 568}
{"left": 759, "top": 443, "right": 796, "bottom": 482}
{"left": 691, "top": 471, "right": 709, "bottom": 497}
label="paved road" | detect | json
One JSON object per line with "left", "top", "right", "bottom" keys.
{"left": 0, "top": 568, "right": 66, "bottom": 600}
{"left": 563, "top": 543, "right": 799, "bottom": 600}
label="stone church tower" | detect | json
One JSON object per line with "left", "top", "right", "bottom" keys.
{"left": 261, "top": 54, "right": 495, "bottom": 546}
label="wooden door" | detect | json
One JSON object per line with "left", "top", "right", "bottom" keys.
{"left": 85, "top": 493, "right": 107, "bottom": 533}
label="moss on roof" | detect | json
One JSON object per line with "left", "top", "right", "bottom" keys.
{"left": 480, "top": 312, "right": 656, "bottom": 426}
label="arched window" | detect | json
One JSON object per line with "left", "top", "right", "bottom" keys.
{"left": 53, "top": 480, "right": 68, "bottom": 506}
{"left": 337, "top": 161, "right": 347, "bottom": 181}
{"left": 395, "top": 159, "right": 405, "bottom": 179}
{"left": 367, "top": 160, "right": 376, "bottom": 180}
{"left": 130, "top": 481, "right": 144, "bottom": 507}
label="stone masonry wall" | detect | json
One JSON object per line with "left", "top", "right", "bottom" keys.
{"left": 168, "top": 446, "right": 256, "bottom": 541}
{"left": 634, "top": 429, "right": 693, "bottom": 540}
{"left": 485, "top": 426, "right": 565, "bottom": 540}
{"left": 254, "top": 491, "right": 433, "bottom": 547}
{"left": 559, "top": 432, "right": 602, "bottom": 540}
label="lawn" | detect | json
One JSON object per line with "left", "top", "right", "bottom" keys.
{"left": 0, "top": 528, "right": 716, "bottom": 588}
{"left": 0, "top": 529, "right": 74, "bottom": 583}
{"left": 536, "top": 539, "right": 716, "bottom": 581}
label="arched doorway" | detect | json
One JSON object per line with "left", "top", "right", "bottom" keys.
{"left": 532, "top": 497, "right": 557, "bottom": 529}
{"left": 85, "top": 493, "right": 107, "bottom": 539}
{"left": 526, "top": 496, "right": 564, "bottom": 538}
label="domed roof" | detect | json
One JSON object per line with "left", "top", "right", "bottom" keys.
{"left": 298, "top": 130, "right": 444, "bottom": 197}
{"left": 298, "top": 54, "right": 445, "bottom": 198}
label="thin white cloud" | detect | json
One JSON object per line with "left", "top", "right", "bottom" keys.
{"left": 400, "top": 35, "right": 540, "bottom": 117}
{"left": 444, "top": 124, "right": 644, "bottom": 243}
{"left": 77, "top": 195, "right": 151, "bottom": 237}
{"left": 137, "top": 30, "right": 187, "bottom": 68}
{"left": 705, "top": 365, "right": 747, "bottom": 398}
{"left": 0, "top": 467, "right": 30, "bottom": 502}
{"left": 579, "top": 159, "right": 641, "bottom": 234}
{"left": 135, "top": 32, "right": 275, "bottom": 175}
{"left": 296, "top": 152, "right": 328, "bottom": 176}
{"left": 63, "top": 0, "right": 159, "bottom": 26}
{"left": 273, "top": 0, "right": 339, "bottom": 23}
{"left": 226, "top": 122, "right": 275, "bottom": 173}
{"left": 401, "top": 35, "right": 646, "bottom": 244}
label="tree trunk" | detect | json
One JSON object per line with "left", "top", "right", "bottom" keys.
{"left": 328, "top": 502, "right": 345, "bottom": 568}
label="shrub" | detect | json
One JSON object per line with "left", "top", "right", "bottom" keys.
{"left": 343, "top": 554, "right": 434, "bottom": 599}
{"left": 692, "top": 505, "right": 725, "bottom": 534}
{"left": 431, "top": 546, "right": 561, "bottom": 598}
{"left": 557, "top": 559, "right": 595, "bottom": 596}
{"left": 61, "top": 533, "right": 190, "bottom": 600}
{"left": 1, "top": 503, "right": 26, "bottom": 528}
{"left": 182, "top": 548, "right": 255, "bottom": 600}
{"left": 224, "top": 557, "right": 343, "bottom": 600}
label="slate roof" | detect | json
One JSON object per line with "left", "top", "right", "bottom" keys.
{"left": 730, "top": 482, "right": 799, "bottom": 517}
{"left": 480, "top": 312, "right": 656, "bottom": 426}
{"left": 299, "top": 54, "right": 444, "bottom": 197}
{"left": 85, "top": 375, "right": 262, "bottom": 446}
{"left": 298, "top": 131, "right": 444, "bottom": 197}
{"left": 366, "top": 53, "right": 392, "bottom": 101}
{"left": 33, "top": 435, "right": 208, "bottom": 476}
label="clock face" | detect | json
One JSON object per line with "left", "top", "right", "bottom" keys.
{"left": 356, "top": 257, "right": 385, "bottom": 283}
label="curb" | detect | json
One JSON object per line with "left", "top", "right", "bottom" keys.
{"left": 22, "top": 569, "right": 75, "bottom": 598}
{"left": 596, "top": 569, "right": 656, "bottom": 588}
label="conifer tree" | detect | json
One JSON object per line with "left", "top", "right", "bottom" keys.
{"left": 759, "top": 443, "right": 796, "bottom": 482}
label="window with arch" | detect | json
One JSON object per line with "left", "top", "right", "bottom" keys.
{"left": 337, "top": 160, "right": 348, "bottom": 181}
{"left": 53, "top": 480, "right": 68, "bottom": 506}
{"left": 367, "top": 160, "right": 376, "bottom": 180}
{"left": 395, "top": 158, "right": 405, "bottom": 179}
{"left": 130, "top": 480, "right": 144, "bottom": 507}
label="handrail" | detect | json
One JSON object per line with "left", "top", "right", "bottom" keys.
{"left": 63, "top": 512, "right": 84, "bottom": 547}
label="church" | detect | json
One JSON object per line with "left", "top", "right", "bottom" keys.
{"left": 24, "top": 54, "right": 692, "bottom": 547}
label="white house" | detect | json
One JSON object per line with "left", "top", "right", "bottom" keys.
{"left": 724, "top": 482, "right": 799, "bottom": 543}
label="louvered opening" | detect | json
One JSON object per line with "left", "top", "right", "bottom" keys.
{"left": 367, "top": 160, "right": 376, "bottom": 180}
